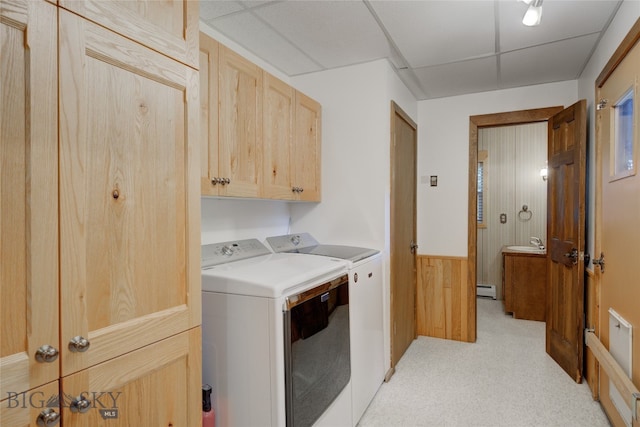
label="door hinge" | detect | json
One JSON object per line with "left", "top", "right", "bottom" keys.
{"left": 592, "top": 252, "right": 605, "bottom": 273}
{"left": 596, "top": 99, "right": 608, "bottom": 110}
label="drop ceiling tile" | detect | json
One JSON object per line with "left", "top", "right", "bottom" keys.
{"left": 200, "top": 0, "right": 245, "bottom": 21}
{"left": 414, "top": 56, "right": 498, "bottom": 99}
{"left": 205, "top": 13, "right": 322, "bottom": 75}
{"left": 499, "top": 33, "right": 600, "bottom": 88}
{"left": 370, "top": 0, "right": 496, "bottom": 68}
{"left": 253, "top": 1, "right": 390, "bottom": 69}
{"left": 499, "top": 0, "right": 620, "bottom": 52}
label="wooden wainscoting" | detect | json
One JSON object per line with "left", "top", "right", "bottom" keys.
{"left": 585, "top": 268, "right": 600, "bottom": 399}
{"left": 416, "top": 255, "right": 471, "bottom": 342}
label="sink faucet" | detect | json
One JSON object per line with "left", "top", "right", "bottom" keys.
{"left": 530, "top": 237, "right": 545, "bottom": 250}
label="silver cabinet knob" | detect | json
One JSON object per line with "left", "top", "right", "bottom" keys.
{"left": 68, "top": 336, "right": 90, "bottom": 353}
{"left": 224, "top": 177, "right": 231, "bottom": 184}
{"left": 70, "top": 395, "right": 91, "bottom": 414}
{"left": 37, "top": 408, "right": 60, "bottom": 426}
{"left": 211, "top": 177, "right": 219, "bottom": 185}
{"left": 35, "top": 345, "right": 59, "bottom": 363}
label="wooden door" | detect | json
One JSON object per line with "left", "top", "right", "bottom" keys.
{"left": 1, "top": 381, "right": 60, "bottom": 427}
{"left": 199, "top": 32, "right": 220, "bottom": 196}
{"left": 293, "top": 91, "right": 322, "bottom": 201}
{"left": 596, "top": 35, "right": 640, "bottom": 427}
{"left": 61, "top": 328, "right": 201, "bottom": 427}
{"left": 1, "top": 0, "right": 59, "bottom": 399}
{"left": 218, "top": 46, "right": 263, "bottom": 197}
{"left": 58, "top": 0, "right": 199, "bottom": 68}
{"left": 59, "top": 10, "right": 201, "bottom": 376}
{"left": 546, "top": 100, "right": 587, "bottom": 382}
{"left": 390, "top": 102, "right": 417, "bottom": 369}
{"left": 263, "top": 72, "right": 295, "bottom": 200}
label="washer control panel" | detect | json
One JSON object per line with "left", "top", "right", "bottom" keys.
{"left": 201, "top": 239, "right": 271, "bottom": 268}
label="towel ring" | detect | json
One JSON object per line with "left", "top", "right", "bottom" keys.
{"left": 518, "top": 205, "right": 533, "bottom": 221}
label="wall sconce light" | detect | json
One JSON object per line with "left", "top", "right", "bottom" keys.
{"left": 540, "top": 167, "right": 548, "bottom": 181}
{"left": 521, "top": 0, "right": 543, "bottom": 26}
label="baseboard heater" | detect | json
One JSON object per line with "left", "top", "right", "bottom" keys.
{"left": 477, "top": 284, "right": 496, "bottom": 300}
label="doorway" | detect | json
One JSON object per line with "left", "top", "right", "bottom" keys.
{"left": 389, "top": 101, "right": 417, "bottom": 376}
{"left": 468, "top": 107, "right": 563, "bottom": 342}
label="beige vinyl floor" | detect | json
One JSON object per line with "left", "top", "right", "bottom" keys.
{"left": 359, "top": 298, "right": 611, "bottom": 427}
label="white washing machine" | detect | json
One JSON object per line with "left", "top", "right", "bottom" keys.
{"left": 201, "top": 239, "right": 352, "bottom": 427}
{"left": 266, "top": 233, "right": 385, "bottom": 426}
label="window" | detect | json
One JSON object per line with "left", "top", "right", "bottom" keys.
{"left": 611, "top": 87, "right": 636, "bottom": 179}
{"left": 477, "top": 150, "right": 487, "bottom": 228}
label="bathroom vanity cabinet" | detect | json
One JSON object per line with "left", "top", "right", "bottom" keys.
{"left": 502, "top": 248, "right": 547, "bottom": 321}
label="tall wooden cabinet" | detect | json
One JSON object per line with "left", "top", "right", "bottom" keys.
{"left": 1, "top": 1, "right": 201, "bottom": 426}
{"left": 200, "top": 32, "right": 322, "bottom": 201}
{"left": 1, "top": 0, "right": 60, "bottom": 416}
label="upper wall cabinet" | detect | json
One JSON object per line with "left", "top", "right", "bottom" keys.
{"left": 263, "top": 72, "right": 295, "bottom": 199}
{"left": 200, "top": 37, "right": 263, "bottom": 198}
{"left": 293, "top": 92, "right": 322, "bottom": 201}
{"left": 1, "top": 0, "right": 59, "bottom": 402}
{"left": 199, "top": 32, "right": 321, "bottom": 201}
{"left": 58, "top": 0, "right": 199, "bottom": 68}
{"left": 263, "top": 73, "right": 322, "bottom": 201}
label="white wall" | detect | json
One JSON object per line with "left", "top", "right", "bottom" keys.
{"left": 578, "top": 0, "right": 640, "bottom": 267}
{"left": 417, "top": 81, "right": 579, "bottom": 256}
{"left": 289, "top": 59, "right": 418, "bottom": 371}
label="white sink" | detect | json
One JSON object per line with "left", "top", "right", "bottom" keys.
{"left": 506, "top": 245, "right": 545, "bottom": 253}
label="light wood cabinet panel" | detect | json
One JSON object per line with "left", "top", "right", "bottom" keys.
{"left": 217, "top": 45, "right": 263, "bottom": 197}
{"left": 57, "top": 0, "right": 199, "bottom": 69}
{"left": 293, "top": 92, "right": 322, "bottom": 201}
{"left": 262, "top": 73, "right": 322, "bottom": 201}
{"left": 59, "top": 9, "right": 201, "bottom": 376}
{"left": 61, "top": 327, "right": 201, "bottom": 427}
{"left": 199, "top": 33, "right": 219, "bottom": 196}
{"left": 263, "top": 72, "right": 295, "bottom": 199}
{"left": 1, "top": 0, "right": 59, "bottom": 399}
{"left": 1, "top": 381, "right": 60, "bottom": 427}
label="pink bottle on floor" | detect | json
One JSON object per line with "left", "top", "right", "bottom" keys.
{"left": 202, "top": 384, "right": 215, "bottom": 427}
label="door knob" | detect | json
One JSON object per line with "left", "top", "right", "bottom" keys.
{"left": 410, "top": 241, "right": 418, "bottom": 254}
{"left": 70, "top": 395, "right": 91, "bottom": 414}
{"left": 564, "top": 248, "right": 579, "bottom": 265}
{"left": 37, "top": 408, "right": 60, "bottom": 426}
{"left": 35, "top": 345, "right": 59, "bottom": 363}
{"left": 68, "top": 336, "right": 90, "bottom": 353}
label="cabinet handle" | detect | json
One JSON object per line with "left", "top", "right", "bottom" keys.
{"left": 70, "top": 395, "right": 91, "bottom": 414}
{"left": 37, "top": 408, "right": 61, "bottom": 426}
{"left": 68, "top": 336, "right": 90, "bottom": 353}
{"left": 35, "top": 345, "right": 59, "bottom": 363}
{"left": 211, "top": 177, "right": 219, "bottom": 185}
{"left": 224, "top": 177, "right": 231, "bottom": 185}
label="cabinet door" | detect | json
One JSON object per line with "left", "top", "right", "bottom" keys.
{"left": 218, "top": 46, "right": 263, "bottom": 197}
{"left": 199, "top": 32, "right": 219, "bottom": 196}
{"left": 59, "top": 10, "right": 201, "bottom": 376}
{"left": 58, "top": 0, "right": 199, "bottom": 69}
{"left": 263, "top": 72, "right": 295, "bottom": 200}
{"left": 1, "top": 0, "right": 59, "bottom": 398}
{"left": 61, "top": 328, "right": 201, "bottom": 427}
{"left": 1, "top": 381, "right": 60, "bottom": 427}
{"left": 293, "top": 92, "right": 322, "bottom": 201}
